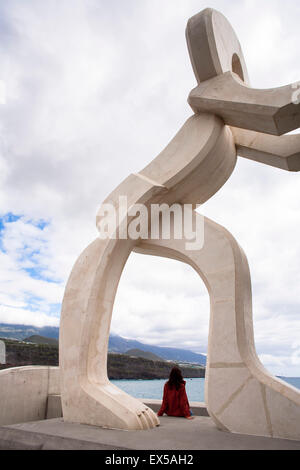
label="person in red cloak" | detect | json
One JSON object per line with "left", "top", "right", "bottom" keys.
{"left": 157, "top": 366, "right": 194, "bottom": 419}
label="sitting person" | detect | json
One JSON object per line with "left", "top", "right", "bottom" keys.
{"left": 157, "top": 366, "right": 194, "bottom": 419}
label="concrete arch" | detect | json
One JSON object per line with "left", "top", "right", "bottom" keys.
{"left": 135, "top": 214, "right": 300, "bottom": 440}
{"left": 59, "top": 210, "right": 300, "bottom": 439}
{"left": 59, "top": 113, "right": 237, "bottom": 431}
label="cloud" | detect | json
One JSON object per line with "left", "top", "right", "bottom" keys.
{"left": 0, "top": 0, "right": 299, "bottom": 376}
{"left": 0, "top": 216, "right": 63, "bottom": 326}
{"left": 111, "top": 252, "right": 210, "bottom": 353}
{"left": 0, "top": 305, "right": 59, "bottom": 328}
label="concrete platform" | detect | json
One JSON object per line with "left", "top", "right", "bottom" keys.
{"left": 0, "top": 416, "right": 300, "bottom": 450}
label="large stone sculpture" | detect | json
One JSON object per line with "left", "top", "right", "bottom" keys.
{"left": 59, "top": 8, "right": 300, "bottom": 438}
{"left": 0, "top": 8, "right": 299, "bottom": 441}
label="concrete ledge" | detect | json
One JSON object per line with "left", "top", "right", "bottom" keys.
{"left": 44, "top": 396, "right": 209, "bottom": 420}
{"left": 0, "top": 366, "right": 60, "bottom": 426}
{"left": 141, "top": 399, "right": 209, "bottom": 417}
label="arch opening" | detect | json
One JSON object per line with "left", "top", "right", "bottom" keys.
{"left": 110, "top": 251, "right": 210, "bottom": 401}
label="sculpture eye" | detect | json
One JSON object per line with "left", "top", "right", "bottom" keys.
{"left": 232, "top": 53, "right": 244, "bottom": 82}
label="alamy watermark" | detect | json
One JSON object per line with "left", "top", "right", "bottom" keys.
{"left": 0, "top": 340, "right": 6, "bottom": 365}
{"left": 97, "top": 197, "right": 204, "bottom": 251}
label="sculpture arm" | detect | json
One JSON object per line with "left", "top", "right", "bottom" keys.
{"left": 188, "top": 72, "right": 300, "bottom": 136}
{"left": 231, "top": 127, "right": 300, "bottom": 172}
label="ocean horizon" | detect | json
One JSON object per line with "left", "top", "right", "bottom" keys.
{"left": 111, "top": 376, "right": 300, "bottom": 402}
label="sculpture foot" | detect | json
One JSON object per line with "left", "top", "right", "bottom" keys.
{"left": 62, "top": 381, "right": 160, "bottom": 431}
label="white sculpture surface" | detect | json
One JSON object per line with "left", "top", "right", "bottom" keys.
{"left": 59, "top": 9, "right": 300, "bottom": 438}
{"left": 0, "top": 8, "right": 299, "bottom": 440}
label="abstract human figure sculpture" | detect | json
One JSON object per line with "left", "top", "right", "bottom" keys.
{"left": 59, "top": 8, "right": 300, "bottom": 439}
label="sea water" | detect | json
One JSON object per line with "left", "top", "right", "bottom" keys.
{"left": 110, "top": 377, "right": 300, "bottom": 402}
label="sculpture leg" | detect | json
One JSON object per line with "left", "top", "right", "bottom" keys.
{"left": 59, "top": 113, "right": 236, "bottom": 431}
{"left": 134, "top": 213, "right": 300, "bottom": 441}
{"left": 60, "top": 208, "right": 300, "bottom": 438}
{"left": 59, "top": 235, "right": 160, "bottom": 430}
{"left": 60, "top": 109, "right": 300, "bottom": 437}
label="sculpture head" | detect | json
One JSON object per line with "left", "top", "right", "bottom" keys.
{"left": 185, "top": 8, "right": 300, "bottom": 172}
{"left": 186, "top": 8, "right": 250, "bottom": 85}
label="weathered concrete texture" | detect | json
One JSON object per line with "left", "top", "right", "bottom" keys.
{"left": 0, "top": 366, "right": 60, "bottom": 426}
{"left": 0, "top": 417, "right": 300, "bottom": 451}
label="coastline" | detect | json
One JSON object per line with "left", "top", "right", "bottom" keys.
{"left": 0, "top": 338, "right": 205, "bottom": 380}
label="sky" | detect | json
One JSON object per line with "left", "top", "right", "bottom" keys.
{"left": 0, "top": 0, "right": 299, "bottom": 376}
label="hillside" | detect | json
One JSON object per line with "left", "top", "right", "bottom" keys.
{"left": 108, "top": 353, "right": 205, "bottom": 380}
{"left": 24, "top": 335, "right": 58, "bottom": 346}
{"left": 125, "top": 348, "right": 164, "bottom": 362}
{"left": 0, "top": 338, "right": 205, "bottom": 379}
{"left": 0, "top": 323, "right": 207, "bottom": 365}
{"left": 0, "top": 337, "right": 58, "bottom": 367}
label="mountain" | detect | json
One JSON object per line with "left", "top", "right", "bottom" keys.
{"left": 0, "top": 337, "right": 205, "bottom": 379}
{"left": 23, "top": 335, "right": 58, "bottom": 346}
{"left": 108, "top": 353, "right": 205, "bottom": 380}
{"left": 125, "top": 348, "right": 164, "bottom": 362}
{"left": 0, "top": 323, "right": 59, "bottom": 341}
{"left": 0, "top": 337, "right": 58, "bottom": 368}
{"left": 0, "top": 323, "right": 206, "bottom": 365}
{"left": 109, "top": 334, "right": 207, "bottom": 366}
